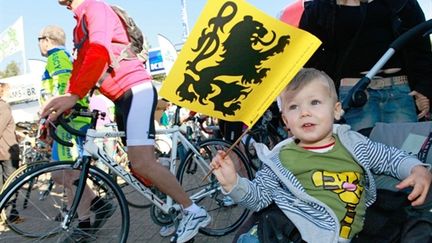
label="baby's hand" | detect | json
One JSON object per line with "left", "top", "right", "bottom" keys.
{"left": 396, "top": 165, "right": 432, "bottom": 206}
{"left": 210, "top": 150, "right": 238, "bottom": 192}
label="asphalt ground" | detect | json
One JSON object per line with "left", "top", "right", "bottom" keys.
{"left": 0, "top": 187, "right": 238, "bottom": 243}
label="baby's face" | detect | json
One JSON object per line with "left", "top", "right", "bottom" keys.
{"left": 282, "top": 78, "right": 341, "bottom": 147}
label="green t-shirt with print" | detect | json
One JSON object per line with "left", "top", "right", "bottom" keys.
{"left": 279, "top": 135, "right": 367, "bottom": 239}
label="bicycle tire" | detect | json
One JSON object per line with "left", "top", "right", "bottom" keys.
{"left": 244, "top": 128, "right": 280, "bottom": 171}
{"left": 176, "top": 138, "right": 253, "bottom": 236}
{"left": 0, "top": 161, "right": 129, "bottom": 242}
{"left": 1, "top": 160, "right": 49, "bottom": 193}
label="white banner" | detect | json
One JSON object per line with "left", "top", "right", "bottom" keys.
{"left": 157, "top": 34, "right": 178, "bottom": 75}
{"left": 0, "top": 17, "right": 25, "bottom": 62}
{"left": 1, "top": 73, "right": 39, "bottom": 104}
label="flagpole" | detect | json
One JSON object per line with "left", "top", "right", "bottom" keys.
{"left": 20, "top": 17, "right": 28, "bottom": 74}
{"left": 201, "top": 127, "right": 250, "bottom": 182}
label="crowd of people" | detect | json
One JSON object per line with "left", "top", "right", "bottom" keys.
{"left": 0, "top": 0, "right": 431, "bottom": 242}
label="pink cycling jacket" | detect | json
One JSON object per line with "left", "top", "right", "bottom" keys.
{"left": 68, "top": 0, "right": 152, "bottom": 101}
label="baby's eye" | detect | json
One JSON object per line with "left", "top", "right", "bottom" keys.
{"left": 288, "top": 104, "right": 298, "bottom": 110}
{"left": 311, "top": 100, "right": 321, "bottom": 105}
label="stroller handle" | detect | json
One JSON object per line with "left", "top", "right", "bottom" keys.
{"left": 391, "top": 19, "right": 432, "bottom": 51}
{"left": 342, "top": 19, "right": 432, "bottom": 112}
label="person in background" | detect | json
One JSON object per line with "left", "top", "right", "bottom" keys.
{"left": 0, "top": 82, "right": 20, "bottom": 221}
{"left": 211, "top": 68, "right": 432, "bottom": 243}
{"left": 298, "top": 0, "right": 432, "bottom": 133}
{"left": 38, "top": 24, "right": 113, "bottom": 240}
{"left": 41, "top": 1, "right": 210, "bottom": 242}
{"left": 0, "top": 82, "right": 19, "bottom": 190}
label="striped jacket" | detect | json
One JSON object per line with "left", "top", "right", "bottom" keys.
{"left": 227, "top": 124, "right": 423, "bottom": 243}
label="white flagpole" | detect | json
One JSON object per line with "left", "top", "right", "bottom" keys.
{"left": 18, "top": 17, "right": 27, "bottom": 74}
{"left": 180, "top": 0, "right": 190, "bottom": 42}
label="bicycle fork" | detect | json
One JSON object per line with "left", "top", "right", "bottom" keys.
{"left": 61, "top": 157, "right": 91, "bottom": 230}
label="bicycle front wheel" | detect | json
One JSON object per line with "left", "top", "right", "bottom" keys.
{"left": 177, "top": 139, "right": 254, "bottom": 236}
{"left": 0, "top": 161, "right": 129, "bottom": 242}
{"left": 1, "top": 160, "right": 49, "bottom": 193}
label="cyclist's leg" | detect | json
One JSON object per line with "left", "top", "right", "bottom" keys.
{"left": 115, "top": 82, "right": 210, "bottom": 242}
{"left": 117, "top": 83, "right": 192, "bottom": 206}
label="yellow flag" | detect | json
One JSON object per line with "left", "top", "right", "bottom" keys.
{"left": 159, "top": 0, "right": 321, "bottom": 127}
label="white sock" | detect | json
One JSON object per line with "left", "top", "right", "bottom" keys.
{"left": 184, "top": 203, "right": 202, "bottom": 214}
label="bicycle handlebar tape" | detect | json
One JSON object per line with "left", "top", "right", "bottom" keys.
{"left": 49, "top": 122, "right": 74, "bottom": 147}
{"left": 390, "top": 19, "right": 432, "bottom": 51}
{"left": 58, "top": 114, "right": 87, "bottom": 138}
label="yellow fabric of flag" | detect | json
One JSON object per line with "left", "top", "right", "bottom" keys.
{"left": 159, "top": 0, "right": 321, "bottom": 127}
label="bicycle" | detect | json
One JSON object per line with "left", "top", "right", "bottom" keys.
{"left": 244, "top": 107, "right": 288, "bottom": 170}
{"left": 0, "top": 107, "right": 254, "bottom": 241}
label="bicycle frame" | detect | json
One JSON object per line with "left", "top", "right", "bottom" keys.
{"left": 66, "top": 123, "right": 214, "bottom": 227}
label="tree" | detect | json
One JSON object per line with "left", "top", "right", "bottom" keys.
{"left": 0, "top": 61, "right": 21, "bottom": 79}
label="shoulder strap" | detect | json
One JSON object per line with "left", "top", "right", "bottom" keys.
{"left": 74, "top": 17, "right": 88, "bottom": 50}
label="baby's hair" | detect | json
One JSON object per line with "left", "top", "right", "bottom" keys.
{"left": 39, "top": 25, "right": 66, "bottom": 46}
{"left": 280, "top": 68, "right": 338, "bottom": 107}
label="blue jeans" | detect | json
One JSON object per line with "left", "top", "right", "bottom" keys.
{"left": 339, "top": 83, "right": 417, "bottom": 132}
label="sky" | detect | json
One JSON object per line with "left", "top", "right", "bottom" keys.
{"left": 0, "top": 0, "right": 431, "bottom": 64}
{"left": 0, "top": 0, "right": 296, "bottom": 62}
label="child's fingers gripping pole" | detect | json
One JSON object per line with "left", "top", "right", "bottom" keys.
{"left": 201, "top": 128, "right": 250, "bottom": 182}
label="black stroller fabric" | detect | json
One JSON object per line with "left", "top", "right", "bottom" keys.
{"left": 256, "top": 203, "right": 303, "bottom": 243}
{"left": 235, "top": 189, "right": 432, "bottom": 243}
{"left": 352, "top": 189, "right": 432, "bottom": 243}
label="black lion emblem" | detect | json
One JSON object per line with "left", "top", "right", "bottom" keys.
{"left": 176, "top": 1, "right": 290, "bottom": 116}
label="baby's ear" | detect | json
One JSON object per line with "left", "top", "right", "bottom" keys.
{"left": 281, "top": 112, "right": 290, "bottom": 128}
{"left": 334, "top": 102, "right": 343, "bottom": 121}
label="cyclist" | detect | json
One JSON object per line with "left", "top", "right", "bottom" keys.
{"left": 41, "top": 1, "right": 210, "bottom": 242}
{"left": 38, "top": 25, "right": 114, "bottom": 240}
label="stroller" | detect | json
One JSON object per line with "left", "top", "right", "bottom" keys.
{"left": 234, "top": 19, "right": 432, "bottom": 243}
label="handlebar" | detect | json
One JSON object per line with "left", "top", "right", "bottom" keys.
{"left": 342, "top": 19, "right": 432, "bottom": 112}
{"left": 390, "top": 19, "right": 432, "bottom": 51}
{"left": 47, "top": 106, "right": 103, "bottom": 147}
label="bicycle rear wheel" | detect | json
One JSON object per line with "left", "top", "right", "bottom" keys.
{"left": 177, "top": 139, "right": 253, "bottom": 236}
{"left": 0, "top": 161, "right": 129, "bottom": 242}
{"left": 244, "top": 128, "right": 280, "bottom": 171}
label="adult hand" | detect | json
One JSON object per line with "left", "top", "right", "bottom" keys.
{"left": 210, "top": 150, "right": 238, "bottom": 193}
{"left": 409, "top": 91, "right": 430, "bottom": 119}
{"left": 396, "top": 165, "right": 432, "bottom": 207}
{"left": 40, "top": 93, "right": 80, "bottom": 121}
